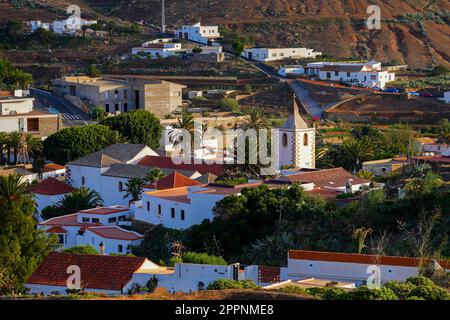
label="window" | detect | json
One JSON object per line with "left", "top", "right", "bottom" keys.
{"left": 171, "top": 208, "right": 175, "bottom": 218}
{"left": 327, "top": 72, "right": 331, "bottom": 79}
{"left": 118, "top": 181, "right": 123, "bottom": 192}
{"left": 181, "top": 210, "right": 185, "bottom": 221}
{"left": 115, "top": 103, "right": 119, "bottom": 112}
{"left": 147, "top": 201, "right": 150, "bottom": 211}
{"left": 108, "top": 217, "right": 117, "bottom": 223}
{"left": 347, "top": 72, "right": 351, "bottom": 77}
{"left": 303, "top": 133, "right": 308, "bottom": 146}
{"left": 123, "top": 103, "right": 128, "bottom": 112}
{"left": 105, "top": 91, "right": 109, "bottom": 99}
{"left": 57, "top": 234, "right": 65, "bottom": 244}
{"left": 158, "top": 204, "right": 161, "bottom": 215}
{"left": 123, "top": 89, "right": 128, "bottom": 99}
{"left": 82, "top": 217, "right": 90, "bottom": 223}
{"left": 81, "top": 176, "right": 85, "bottom": 185}
{"left": 282, "top": 133, "right": 288, "bottom": 147}
{"left": 118, "top": 244, "right": 123, "bottom": 253}
{"left": 105, "top": 104, "right": 110, "bottom": 113}
{"left": 335, "top": 71, "right": 339, "bottom": 76}
{"left": 92, "top": 218, "right": 100, "bottom": 223}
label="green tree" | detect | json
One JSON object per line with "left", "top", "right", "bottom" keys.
{"left": 207, "top": 279, "right": 259, "bottom": 290}
{"left": 341, "top": 137, "right": 374, "bottom": 172}
{"left": 232, "top": 39, "right": 245, "bottom": 58}
{"left": 41, "top": 187, "right": 103, "bottom": 220}
{"left": 242, "top": 108, "right": 270, "bottom": 130}
{"left": 91, "top": 106, "right": 106, "bottom": 121}
{"left": 64, "top": 245, "right": 99, "bottom": 255}
{"left": 179, "top": 252, "right": 227, "bottom": 265}
{"left": 219, "top": 98, "right": 239, "bottom": 113}
{"left": 0, "top": 174, "right": 55, "bottom": 294}
{"left": 7, "top": 132, "right": 20, "bottom": 164}
{"left": 100, "top": 110, "right": 162, "bottom": 149}
{"left": 123, "top": 178, "right": 143, "bottom": 202}
{"left": 85, "top": 64, "right": 101, "bottom": 78}
{"left": 43, "top": 124, "right": 119, "bottom": 164}
{"left": 145, "top": 168, "right": 166, "bottom": 188}
{"left": 0, "top": 132, "right": 8, "bottom": 165}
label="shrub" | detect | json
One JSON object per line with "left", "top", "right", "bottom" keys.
{"left": 406, "top": 276, "right": 449, "bottom": 300}
{"left": 350, "top": 286, "right": 398, "bottom": 300}
{"left": 218, "top": 98, "right": 239, "bottom": 113}
{"left": 384, "top": 281, "right": 416, "bottom": 299}
{"left": 181, "top": 252, "right": 227, "bottom": 265}
{"left": 306, "top": 287, "right": 349, "bottom": 300}
{"left": 207, "top": 279, "right": 259, "bottom": 290}
{"left": 63, "top": 245, "right": 99, "bottom": 255}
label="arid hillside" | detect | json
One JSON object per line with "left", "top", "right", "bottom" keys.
{"left": 1, "top": 0, "right": 449, "bottom": 68}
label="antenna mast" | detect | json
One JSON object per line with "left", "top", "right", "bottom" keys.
{"left": 161, "top": 0, "right": 166, "bottom": 33}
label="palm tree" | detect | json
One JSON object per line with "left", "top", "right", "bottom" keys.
{"left": 25, "top": 134, "right": 43, "bottom": 163}
{"left": 123, "top": 178, "right": 143, "bottom": 202}
{"left": 341, "top": 137, "right": 374, "bottom": 172}
{"left": 436, "top": 119, "right": 450, "bottom": 144}
{"left": 242, "top": 108, "right": 270, "bottom": 130}
{"left": 101, "top": 131, "right": 127, "bottom": 146}
{"left": 170, "top": 109, "right": 196, "bottom": 155}
{"left": 0, "top": 174, "right": 30, "bottom": 203}
{"left": 55, "top": 187, "right": 103, "bottom": 215}
{"left": 7, "top": 132, "right": 21, "bottom": 164}
{"left": 0, "top": 132, "right": 8, "bottom": 166}
{"left": 357, "top": 170, "right": 375, "bottom": 180}
{"left": 353, "top": 227, "right": 373, "bottom": 254}
{"left": 145, "top": 168, "right": 166, "bottom": 189}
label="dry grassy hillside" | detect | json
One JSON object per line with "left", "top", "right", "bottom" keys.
{"left": 1, "top": 0, "right": 449, "bottom": 67}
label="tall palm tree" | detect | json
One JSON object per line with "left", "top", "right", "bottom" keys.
{"left": 242, "top": 108, "right": 270, "bottom": 130}
{"left": 357, "top": 170, "right": 375, "bottom": 180}
{"left": 0, "top": 174, "right": 30, "bottom": 203}
{"left": 101, "top": 131, "right": 128, "bottom": 146}
{"left": 123, "top": 178, "right": 144, "bottom": 202}
{"left": 145, "top": 168, "right": 166, "bottom": 189}
{"left": 25, "top": 134, "right": 43, "bottom": 163}
{"left": 7, "top": 132, "right": 21, "bottom": 164}
{"left": 170, "top": 109, "right": 196, "bottom": 154}
{"left": 341, "top": 137, "right": 374, "bottom": 172}
{"left": 0, "top": 132, "right": 8, "bottom": 166}
{"left": 55, "top": 187, "right": 103, "bottom": 216}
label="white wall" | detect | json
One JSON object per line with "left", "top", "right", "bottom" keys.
{"left": 34, "top": 193, "right": 68, "bottom": 214}
{"left": 25, "top": 284, "right": 122, "bottom": 296}
{"left": 444, "top": 92, "right": 450, "bottom": 104}
{"left": 0, "top": 98, "right": 34, "bottom": 115}
{"left": 67, "top": 165, "right": 106, "bottom": 192}
{"left": 284, "top": 258, "right": 421, "bottom": 285}
{"left": 243, "top": 48, "right": 321, "bottom": 62}
{"left": 79, "top": 229, "right": 142, "bottom": 254}
{"left": 42, "top": 169, "right": 66, "bottom": 180}
{"left": 100, "top": 175, "right": 134, "bottom": 206}
{"left": 318, "top": 70, "right": 395, "bottom": 88}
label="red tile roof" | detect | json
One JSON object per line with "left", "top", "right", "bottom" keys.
{"left": 40, "top": 213, "right": 99, "bottom": 227}
{"left": 143, "top": 171, "right": 201, "bottom": 190}
{"left": 78, "top": 206, "right": 129, "bottom": 215}
{"left": 26, "top": 252, "right": 147, "bottom": 291}
{"left": 289, "top": 250, "right": 450, "bottom": 269}
{"left": 86, "top": 226, "right": 144, "bottom": 241}
{"left": 42, "top": 163, "right": 66, "bottom": 173}
{"left": 46, "top": 226, "right": 68, "bottom": 234}
{"left": 29, "top": 178, "right": 73, "bottom": 195}
{"left": 137, "top": 155, "right": 224, "bottom": 176}
{"left": 279, "top": 168, "right": 371, "bottom": 189}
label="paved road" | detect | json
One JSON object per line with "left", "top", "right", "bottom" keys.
{"left": 30, "top": 88, "right": 92, "bottom": 127}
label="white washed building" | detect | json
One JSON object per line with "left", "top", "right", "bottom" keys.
{"left": 176, "top": 22, "right": 221, "bottom": 45}
{"left": 242, "top": 48, "right": 322, "bottom": 62}
{"left": 30, "top": 178, "right": 73, "bottom": 214}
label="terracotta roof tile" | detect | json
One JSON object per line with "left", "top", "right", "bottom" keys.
{"left": 143, "top": 171, "right": 201, "bottom": 190}
{"left": 289, "top": 250, "right": 450, "bottom": 269}
{"left": 42, "top": 163, "right": 66, "bottom": 173}
{"left": 78, "top": 206, "right": 129, "bottom": 215}
{"left": 29, "top": 178, "right": 73, "bottom": 195}
{"left": 86, "top": 226, "right": 144, "bottom": 241}
{"left": 40, "top": 213, "right": 99, "bottom": 227}
{"left": 26, "top": 252, "right": 147, "bottom": 291}
{"left": 137, "top": 155, "right": 224, "bottom": 176}
{"left": 278, "top": 168, "right": 371, "bottom": 188}
{"left": 46, "top": 226, "right": 68, "bottom": 234}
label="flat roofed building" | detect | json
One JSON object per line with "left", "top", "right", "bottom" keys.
{"left": 242, "top": 47, "right": 322, "bottom": 62}
{"left": 52, "top": 76, "right": 185, "bottom": 117}
{"left": 176, "top": 22, "right": 221, "bottom": 45}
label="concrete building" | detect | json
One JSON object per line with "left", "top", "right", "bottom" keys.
{"left": 30, "top": 17, "right": 97, "bottom": 35}
{"left": 176, "top": 22, "right": 220, "bottom": 45}
{"left": 52, "top": 76, "right": 185, "bottom": 117}
{"left": 444, "top": 91, "right": 450, "bottom": 104}
{"left": 0, "top": 94, "right": 61, "bottom": 137}
{"left": 362, "top": 158, "right": 409, "bottom": 177}
{"left": 242, "top": 47, "right": 322, "bottom": 62}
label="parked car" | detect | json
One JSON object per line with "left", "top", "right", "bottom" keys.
{"left": 339, "top": 81, "right": 353, "bottom": 87}
{"left": 354, "top": 83, "right": 366, "bottom": 88}
{"left": 383, "top": 87, "right": 400, "bottom": 93}
{"left": 372, "top": 86, "right": 382, "bottom": 91}
{"left": 408, "top": 91, "right": 421, "bottom": 96}
{"left": 421, "top": 92, "right": 433, "bottom": 98}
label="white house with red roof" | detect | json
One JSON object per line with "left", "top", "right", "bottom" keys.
{"left": 41, "top": 163, "right": 66, "bottom": 180}
{"left": 29, "top": 178, "right": 73, "bottom": 214}
{"left": 39, "top": 206, "right": 144, "bottom": 254}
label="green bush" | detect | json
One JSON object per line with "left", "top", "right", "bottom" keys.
{"left": 384, "top": 281, "right": 416, "bottom": 299}
{"left": 207, "top": 279, "right": 259, "bottom": 290}
{"left": 406, "top": 276, "right": 449, "bottom": 300}
{"left": 306, "top": 287, "right": 349, "bottom": 300}
{"left": 100, "top": 110, "right": 162, "bottom": 149}
{"left": 182, "top": 252, "right": 227, "bottom": 265}
{"left": 63, "top": 245, "right": 99, "bottom": 255}
{"left": 350, "top": 286, "right": 398, "bottom": 300}
{"left": 218, "top": 98, "right": 239, "bottom": 113}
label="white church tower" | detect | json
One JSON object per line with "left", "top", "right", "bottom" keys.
{"left": 276, "top": 95, "right": 316, "bottom": 170}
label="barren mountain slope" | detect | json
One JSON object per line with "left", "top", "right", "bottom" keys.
{"left": 2, "top": 0, "right": 449, "bottom": 67}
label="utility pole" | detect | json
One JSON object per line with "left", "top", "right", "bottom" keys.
{"left": 161, "top": 0, "right": 166, "bottom": 33}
